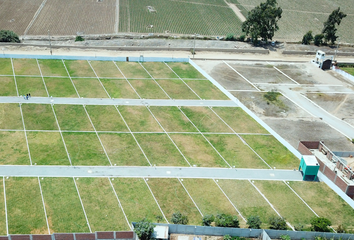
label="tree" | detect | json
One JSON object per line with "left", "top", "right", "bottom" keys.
{"left": 202, "top": 214, "right": 215, "bottom": 226}
{"left": 302, "top": 31, "right": 313, "bottom": 45}
{"left": 242, "top": 0, "right": 282, "bottom": 44}
{"left": 322, "top": 7, "right": 347, "bottom": 44}
{"left": 247, "top": 216, "right": 262, "bottom": 229}
{"left": 314, "top": 34, "right": 324, "bottom": 46}
{"left": 0, "top": 30, "right": 20, "bottom": 43}
{"left": 134, "top": 218, "right": 155, "bottom": 240}
{"left": 268, "top": 216, "right": 287, "bottom": 230}
{"left": 214, "top": 214, "right": 239, "bottom": 228}
{"left": 171, "top": 211, "right": 189, "bottom": 225}
{"left": 310, "top": 217, "right": 332, "bottom": 232}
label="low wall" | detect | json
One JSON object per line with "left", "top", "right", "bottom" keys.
{"left": 0, "top": 232, "right": 134, "bottom": 240}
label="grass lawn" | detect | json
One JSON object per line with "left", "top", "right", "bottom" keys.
{"left": 22, "top": 104, "right": 57, "bottom": 130}
{"left": 85, "top": 105, "right": 128, "bottom": 132}
{"left": 89, "top": 61, "right": 123, "bottom": 78}
{"left": 128, "top": 79, "right": 169, "bottom": 99}
{"left": 44, "top": 78, "right": 78, "bottom": 97}
{"left": 0, "top": 103, "right": 23, "bottom": 129}
{"left": 72, "top": 78, "right": 109, "bottom": 98}
{"left": 170, "top": 134, "right": 226, "bottom": 167}
{"left": 182, "top": 179, "right": 239, "bottom": 217}
{"left": 63, "top": 132, "right": 110, "bottom": 166}
{"left": 141, "top": 62, "right": 176, "bottom": 79}
{"left": 38, "top": 59, "right": 68, "bottom": 77}
{"left": 254, "top": 181, "right": 315, "bottom": 227}
{"left": 27, "top": 132, "right": 69, "bottom": 165}
{"left": 53, "top": 105, "right": 93, "bottom": 131}
{"left": 64, "top": 60, "right": 95, "bottom": 77}
{"left": 0, "top": 58, "right": 13, "bottom": 75}
{"left": 156, "top": 80, "right": 199, "bottom": 99}
{"left": 341, "top": 67, "right": 354, "bottom": 76}
{"left": 218, "top": 180, "right": 276, "bottom": 228}
{"left": 6, "top": 177, "right": 48, "bottom": 234}
{"left": 41, "top": 177, "right": 90, "bottom": 233}
{"left": 205, "top": 134, "right": 269, "bottom": 169}
{"left": 118, "top": 106, "right": 162, "bottom": 132}
{"left": 0, "top": 77, "right": 17, "bottom": 96}
{"left": 167, "top": 62, "right": 206, "bottom": 79}
{"left": 181, "top": 107, "right": 232, "bottom": 133}
{"left": 0, "top": 131, "right": 29, "bottom": 165}
{"left": 0, "top": 179, "right": 5, "bottom": 235}
{"left": 111, "top": 178, "right": 166, "bottom": 223}
{"left": 100, "top": 133, "right": 149, "bottom": 166}
{"left": 212, "top": 107, "right": 268, "bottom": 134}
{"left": 101, "top": 79, "right": 139, "bottom": 99}
{"left": 289, "top": 181, "right": 354, "bottom": 230}
{"left": 13, "top": 59, "right": 40, "bottom": 76}
{"left": 149, "top": 107, "right": 197, "bottom": 132}
{"left": 135, "top": 134, "right": 188, "bottom": 166}
{"left": 76, "top": 178, "right": 129, "bottom": 231}
{"left": 242, "top": 135, "right": 299, "bottom": 169}
{"left": 185, "top": 80, "right": 229, "bottom": 100}
{"left": 115, "top": 62, "right": 151, "bottom": 79}
{"left": 147, "top": 178, "right": 201, "bottom": 225}
{"left": 16, "top": 77, "right": 47, "bottom": 97}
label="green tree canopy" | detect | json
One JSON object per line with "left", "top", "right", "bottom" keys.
{"left": 0, "top": 30, "right": 20, "bottom": 43}
{"left": 268, "top": 216, "right": 287, "bottom": 230}
{"left": 302, "top": 31, "right": 313, "bottom": 45}
{"left": 171, "top": 211, "right": 189, "bottom": 225}
{"left": 242, "top": 0, "right": 282, "bottom": 44}
{"left": 214, "top": 214, "right": 239, "bottom": 228}
{"left": 310, "top": 217, "right": 332, "bottom": 232}
{"left": 134, "top": 218, "right": 155, "bottom": 240}
{"left": 247, "top": 216, "right": 262, "bottom": 229}
{"left": 322, "top": 7, "right": 347, "bottom": 44}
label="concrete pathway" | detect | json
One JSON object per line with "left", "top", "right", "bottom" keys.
{"left": 0, "top": 97, "right": 238, "bottom": 107}
{"left": 0, "top": 166, "right": 303, "bottom": 181}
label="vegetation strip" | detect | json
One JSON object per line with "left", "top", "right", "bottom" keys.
{"left": 36, "top": 59, "right": 50, "bottom": 97}
{"left": 87, "top": 60, "right": 111, "bottom": 98}
{"left": 178, "top": 178, "right": 203, "bottom": 216}
{"left": 112, "top": 61, "right": 141, "bottom": 98}
{"left": 37, "top": 177, "right": 50, "bottom": 234}
{"left": 18, "top": 104, "right": 32, "bottom": 165}
{"left": 73, "top": 177, "right": 92, "bottom": 233}
{"left": 10, "top": 59, "right": 19, "bottom": 97}
{"left": 61, "top": 60, "right": 80, "bottom": 97}
{"left": 3, "top": 177, "right": 8, "bottom": 235}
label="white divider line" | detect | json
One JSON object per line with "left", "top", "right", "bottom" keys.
{"left": 178, "top": 108, "right": 232, "bottom": 168}
{"left": 213, "top": 179, "right": 246, "bottom": 222}
{"left": 108, "top": 178, "right": 132, "bottom": 230}
{"left": 177, "top": 178, "right": 203, "bottom": 217}
{"left": 3, "top": 177, "right": 8, "bottom": 236}
{"left": 19, "top": 104, "right": 32, "bottom": 165}
{"left": 87, "top": 61, "right": 111, "bottom": 98}
{"left": 228, "top": 90, "right": 267, "bottom": 92}
{"left": 138, "top": 62, "right": 171, "bottom": 99}
{"left": 62, "top": 60, "right": 80, "bottom": 98}
{"left": 273, "top": 66, "right": 300, "bottom": 85}
{"left": 37, "top": 177, "right": 51, "bottom": 234}
{"left": 163, "top": 62, "right": 202, "bottom": 99}
{"left": 223, "top": 61, "right": 261, "bottom": 91}
{"left": 143, "top": 178, "right": 169, "bottom": 223}
{"left": 145, "top": 106, "right": 191, "bottom": 167}
{"left": 36, "top": 59, "right": 50, "bottom": 97}
{"left": 248, "top": 180, "right": 295, "bottom": 231}
{"left": 112, "top": 61, "right": 142, "bottom": 98}
{"left": 208, "top": 107, "right": 272, "bottom": 169}
{"left": 73, "top": 177, "right": 92, "bottom": 233}
{"left": 10, "top": 58, "right": 19, "bottom": 97}
{"left": 83, "top": 105, "right": 112, "bottom": 166}
{"left": 114, "top": 106, "right": 152, "bottom": 166}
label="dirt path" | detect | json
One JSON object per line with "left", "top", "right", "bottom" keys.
{"left": 332, "top": 94, "right": 349, "bottom": 114}
{"left": 224, "top": 0, "right": 246, "bottom": 22}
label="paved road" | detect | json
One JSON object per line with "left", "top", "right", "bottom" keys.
{"left": 0, "top": 97, "right": 238, "bottom": 107}
{"left": 0, "top": 166, "right": 303, "bottom": 181}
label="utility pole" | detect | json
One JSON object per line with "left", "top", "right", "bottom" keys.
{"left": 334, "top": 37, "right": 340, "bottom": 62}
{"left": 48, "top": 30, "right": 52, "bottom": 55}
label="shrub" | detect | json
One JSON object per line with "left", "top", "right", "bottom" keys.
{"left": 215, "top": 213, "right": 239, "bottom": 228}
{"left": 314, "top": 34, "right": 324, "bottom": 46}
{"left": 280, "top": 235, "right": 291, "bottom": 240}
{"left": 226, "top": 33, "right": 235, "bottom": 41}
{"left": 224, "top": 235, "right": 232, "bottom": 240}
{"left": 239, "top": 35, "right": 246, "bottom": 42}
{"left": 264, "top": 90, "right": 281, "bottom": 102}
{"left": 336, "top": 224, "right": 347, "bottom": 233}
{"left": 134, "top": 218, "right": 155, "bottom": 240}
{"left": 0, "top": 30, "right": 20, "bottom": 43}
{"left": 155, "top": 215, "right": 163, "bottom": 223}
{"left": 247, "top": 216, "right": 262, "bottom": 229}
{"left": 202, "top": 214, "right": 215, "bottom": 226}
{"left": 171, "top": 211, "right": 189, "bottom": 225}
{"left": 268, "top": 216, "right": 287, "bottom": 230}
{"left": 302, "top": 31, "right": 313, "bottom": 45}
{"left": 75, "top": 36, "right": 85, "bottom": 42}
{"left": 310, "top": 217, "right": 331, "bottom": 232}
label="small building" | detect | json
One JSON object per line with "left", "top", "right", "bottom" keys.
{"left": 152, "top": 225, "right": 168, "bottom": 240}
{"left": 299, "top": 155, "right": 320, "bottom": 181}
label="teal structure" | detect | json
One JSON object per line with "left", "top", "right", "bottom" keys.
{"left": 299, "top": 155, "right": 320, "bottom": 181}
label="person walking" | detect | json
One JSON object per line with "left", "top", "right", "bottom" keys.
{"left": 26, "top": 94, "right": 28, "bottom": 100}
{"left": 29, "top": 93, "right": 31, "bottom": 98}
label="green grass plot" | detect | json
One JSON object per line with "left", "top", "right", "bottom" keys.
{"left": 135, "top": 134, "right": 188, "bottom": 166}
{"left": 13, "top": 59, "right": 40, "bottom": 76}
{"left": 0, "top": 131, "right": 29, "bottom": 165}
{"left": 16, "top": 77, "right": 47, "bottom": 97}
{"left": 89, "top": 61, "right": 124, "bottom": 78}
{"left": 118, "top": 106, "right": 162, "bottom": 132}
{"left": 44, "top": 78, "right": 78, "bottom": 97}
{"left": 141, "top": 62, "right": 176, "bottom": 79}
{"left": 0, "top": 103, "right": 23, "bottom": 129}
{"left": 0, "top": 58, "right": 13, "bottom": 75}
{"left": 72, "top": 78, "right": 109, "bottom": 98}
{"left": 22, "top": 104, "right": 57, "bottom": 130}
{"left": 38, "top": 59, "right": 68, "bottom": 77}
{"left": 27, "top": 132, "right": 69, "bottom": 165}
{"left": 0, "top": 77, "right": 17, "bottom": 96}
{"left": 167, "top": 62, "right": 206, "bottom": 79}
{"left": 185, "top": 80, "right": 229, "bottom": 100}
{"left": 128, "top": 79, "right": 169, "bottom": 99}
{"left": 115, "top": 62, "right": 150, "bottom": 78}
{"left": 76, "top": 178, "right": 129, "bottom": 231}
{"left": 54, "top": 105, "right": 93, "bottom": 131}
{"left": 100, "top": 133, "right": 149, "bottom": 166}
{"left": 64, "top": 60, "right": 95, "bottom": 77}
{"left": 63, "top": 132, "right": 110, "bottom": 166}
{"left": 0, "top": 178, "right": 5, "bottom": 235}
{"left": 242, "top": 135, "right": 299, "bottom": 169}
{"left": 112, "top": 178, "right": 166, "bottom": 223}
{"left": 41, "top": 177, "right": 90, "bottom": 233}
{"left": 85, "top": 105, "right": 128, "bottom": 132}
{"left": 148, "top": 178, "right": 201, "bottom": 225}
{"left": 6, "top": 177, "right": 48, "bottom": 234}
{"left": 341, "top": 67, "right": 354, "bottom": 76}
{"left": 156, "top": 80, "right": 199, "bottom": 99}
{"left": 101, "top": 79, "right": 139, "bottom": 99}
